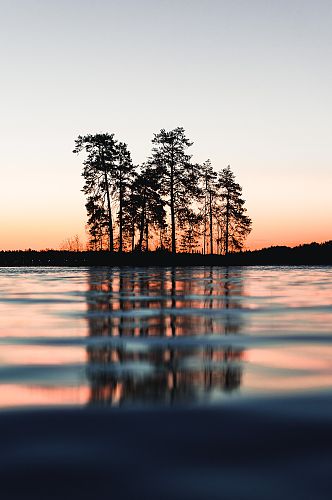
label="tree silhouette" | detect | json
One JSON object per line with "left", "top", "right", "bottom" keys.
{"left": 178, "top": 207, "right": 202, "bottom": 253}
{"left": 122, "top": 173, "right": 140, "bottom": 252}
{"left": 201, "top": 160, "right": 218, "bottom": 255}
{"left": 74, "top": 133, "right": 135, "bottom": 252}
{"left": 74, "top": 130, "right": 252, "bottom": 255}
{"left": 73, "top": 133, "right": 118, "bottom": 251}
{"left": 218, "top": 165, "right": 252, "bottom": 255}
{"left": 114, "top": 142, "right": 135, "bottom": 252}
{"left": 151, "top": 128, "right": 200, "bottom": 254}
{"left": 85, "top": 195, "right": 108, "bottom": 250}
{"left": 59, "top": 234, "right": 83, "bottom": 251}
{"left": 122, "top": 164, "right": 166, "bottom": 252}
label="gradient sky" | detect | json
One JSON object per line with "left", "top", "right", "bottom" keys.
{"left": 0, "top": 0, "right": 331, "bottom": 250}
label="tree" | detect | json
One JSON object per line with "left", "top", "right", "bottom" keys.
{"left": 150, "top": 128, "right": 201, "bottom": 254}
{"left": 74, "top": 131, "right": 252, "bottom": 256}
{"left": 178, "top": 207, "right": 202, "bottom": 253}
{"left": 123, "top": 163, "right": 166, "bottom": 252}
{"left": 85, "top": 195, "right": 108, "bottom": 250}
{"left": 201, "top": 160, "right": 218, "bottom": 255}
{"left": 60, "top": 234, "right": 84, "bottom": 251}
{"left": 218, "top": 165, "right": 252, "bottom": 255}
{"left": 122, "top": 172, "right": 140, "bottom": 252}
{"left": 73, "top": 133, "right": 118, "bottom": 252}
{"left": 73, "top": 133, "right": 135, "bottom": 252}
{"left": 114, "top": 142, "right": 135, "bottom": 252}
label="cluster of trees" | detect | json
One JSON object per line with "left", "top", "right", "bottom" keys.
{"left": 73, "top": 128, "right": 252, "bottom": 254}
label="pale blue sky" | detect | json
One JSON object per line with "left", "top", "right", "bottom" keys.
{"left": 0, "top": 0, "right": 331, "bottom": 249}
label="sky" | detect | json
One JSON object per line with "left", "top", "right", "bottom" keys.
{"left": 0, "top": 0, "right": 331, "bottom": 250}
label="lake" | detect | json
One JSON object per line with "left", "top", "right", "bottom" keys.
{"left": 1, "top": 265, "right": 332, "bottom": 409}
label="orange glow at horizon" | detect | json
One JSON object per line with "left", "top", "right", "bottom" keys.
{"left": 1, "top": 165, "right": 331, "bottom": 252}
{"left": 0, "top": 0, "right": 331, "bottom": 254}
{"left": 1, "top": 221, "right": 331, "bottom": 252}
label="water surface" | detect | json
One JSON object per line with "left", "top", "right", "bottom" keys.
{"left": 1, "top": 266, "right": 332, "bottom": 408}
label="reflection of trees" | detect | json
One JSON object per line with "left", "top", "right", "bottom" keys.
{"left": 85, "top": 267, "right": 247, "bottom": 406}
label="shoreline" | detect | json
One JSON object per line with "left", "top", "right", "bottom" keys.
{"left": 0, "top": 241, "right": 331, "bottom": 267}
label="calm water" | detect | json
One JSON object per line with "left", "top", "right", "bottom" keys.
{"left": 1, "top": 266, "right": 332, "bottom": 409}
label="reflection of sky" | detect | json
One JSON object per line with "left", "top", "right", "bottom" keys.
{"left": 0, "top": 266, "right": 332, "bottom": 407}
{"left": 246, "top": 344, "right": 332, "bottom": 394}
{"left": 0, "top": 0, "right": 331, "bottom": 250}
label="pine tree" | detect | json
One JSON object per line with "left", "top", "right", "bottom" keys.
{"left": 85, "top": 195, "right": 107, "bottom": 250}
{"left": 121, "top": 163, "right": 166, "bottom": 252}
{"left": 73, "top": 133, "right": 118, "bottom": 252}
{"left": 150, "top": 128, "right": 200, "bottom": 254}
{"left": 201, "top": 160, "right": 218, "bottom": 254}
{"left": 178, "top": 207, "right": 202, "bottom": 253}
{"left": 218, "top": 165, "right": 252, "bottom": 255}
{"left": 73, "top": 133, "right": 135, "bottom": 253}
{"left": 113, "top": 142, "right": 135, "bottom": 252}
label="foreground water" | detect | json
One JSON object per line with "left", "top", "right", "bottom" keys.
{"left": 1, "top": 266, "right": 332, "bottom": 409}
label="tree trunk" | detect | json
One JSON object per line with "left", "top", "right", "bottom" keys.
{"left": 209, "top": 190, "right": 213, "bottom": 255}
{"left": 119, "top": 178, "right": 123, "bottom": 252}
{"left": 138, "top": 200, "right": 146, "bottom": 251}
{"left": 170, "top": 157, "right": 176, "bottom": 254}
{"left": 131, "top": 220, "right": 135, "bottom": 252}
{"left": 145, "top": 221, "right": 149, "bottom": 252}
{"left": 101, "top": 151, "right": 114, "bottom": 252}
{"left": 99, "top": 226, "right": 103, "bottom": 251}
{"left": 217, "top": 222, "right": 221, "bottom": 255}
{"left": 225, "top": 192, "right": 230, "bottom": 256}
{"left": 119, "top": 159, "right": 124, "bottom": 252}
{"left": 203, "top": 197, "right": 207, "bottom": 255}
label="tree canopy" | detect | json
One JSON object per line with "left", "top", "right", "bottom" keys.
{"left": 74, "top": 128, "right": 252, "bottom": 254}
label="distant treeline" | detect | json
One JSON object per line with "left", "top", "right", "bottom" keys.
{"left": 73, "top": 128, "right": 252, "bottom": 255}
{"left": 1, "top": 241, "right": 331, "bottom": 267}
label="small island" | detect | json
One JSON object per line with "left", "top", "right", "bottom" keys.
{"left": 1, "top": 128, "right": 330, "bottom": 266}
{"left": 72, "top": 128, "right": 252, "bottom": 255}
{"left": 0, "top": 241, "right": 331, "bottom": 267}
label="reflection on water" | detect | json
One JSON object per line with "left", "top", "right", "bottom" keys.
{"left": 86, "top": 268, "right": 245, "bottom": 405}
{"left": 1, "top": 266, "right": 332, "bottom": 408}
